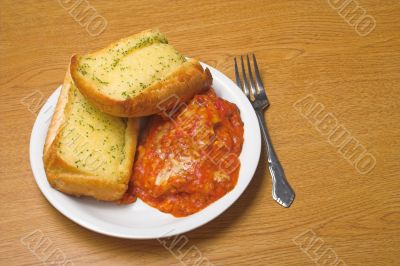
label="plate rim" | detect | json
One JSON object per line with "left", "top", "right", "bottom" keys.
{"left": 29, "top": 61, "right": 261, "bottom": 239}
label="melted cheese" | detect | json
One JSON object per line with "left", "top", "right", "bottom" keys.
{"left": 155, "top": 156, "right": 194, "bottom": 185}
{"left": 213, "top": 171, "right": 231, "bottom": 182}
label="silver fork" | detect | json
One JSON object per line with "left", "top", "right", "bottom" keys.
{"left": 234, "top": 54, "right": 295, "bottom": 208}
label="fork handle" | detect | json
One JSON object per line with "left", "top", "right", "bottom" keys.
{"left": 256, "top": 111, "right": 295, "bottom": 208}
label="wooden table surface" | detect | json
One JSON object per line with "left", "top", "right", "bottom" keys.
{"left": 1, "top": 0, "right": 399, "bottom": 265}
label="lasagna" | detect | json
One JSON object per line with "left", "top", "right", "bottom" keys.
{"left": 121, "top": 88, "right": 244, "bottom": 217}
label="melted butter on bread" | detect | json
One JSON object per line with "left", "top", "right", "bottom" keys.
{"left": 70, "top": 29, "right": 212, "bottom": 117}
{"left": 43, "top": 72, "right": 140, "bottom": 201}
{"left": 55, "top": 84, "right": 127, "bottom": 177}
{"left": 78, "top": 43, "right": 185, "bottom": 99}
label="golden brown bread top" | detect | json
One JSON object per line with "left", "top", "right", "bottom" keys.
{"left": 70, "top": 29, "right": 212, "bottom": 117}
{"left": 43, "top": 71, "right": 140, "bottom": 201}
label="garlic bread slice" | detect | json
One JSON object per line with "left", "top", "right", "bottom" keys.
{"left": 70, "top": 29, "right": 212, "bottom": 117}
{"left": 43, "top": 71, "right": 139, "bottom": 201}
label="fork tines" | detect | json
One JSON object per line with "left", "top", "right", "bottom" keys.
{"left": 234, "top": 54, "right": 269, "bottom": 106}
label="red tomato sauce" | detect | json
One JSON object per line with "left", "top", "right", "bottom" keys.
{"left": 121, "top": 88, "right": 244, "bottom": 217}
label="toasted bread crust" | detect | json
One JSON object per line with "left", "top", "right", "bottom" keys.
{"left": 43, "top": 71, "right": 140, "bottom": 201}
{"left": 71, "top": 56, "right": 212, "bottom": 117}
{"left": 44, "top": 74, "right": 70, "bottom": 155}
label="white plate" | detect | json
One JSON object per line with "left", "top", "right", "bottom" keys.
{"left": 29, "top": 62, "right": 261, "bottom": 239}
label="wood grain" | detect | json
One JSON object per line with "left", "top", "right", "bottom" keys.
{"left": 1, "top": 0, "right": 399, "bottom": 265}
